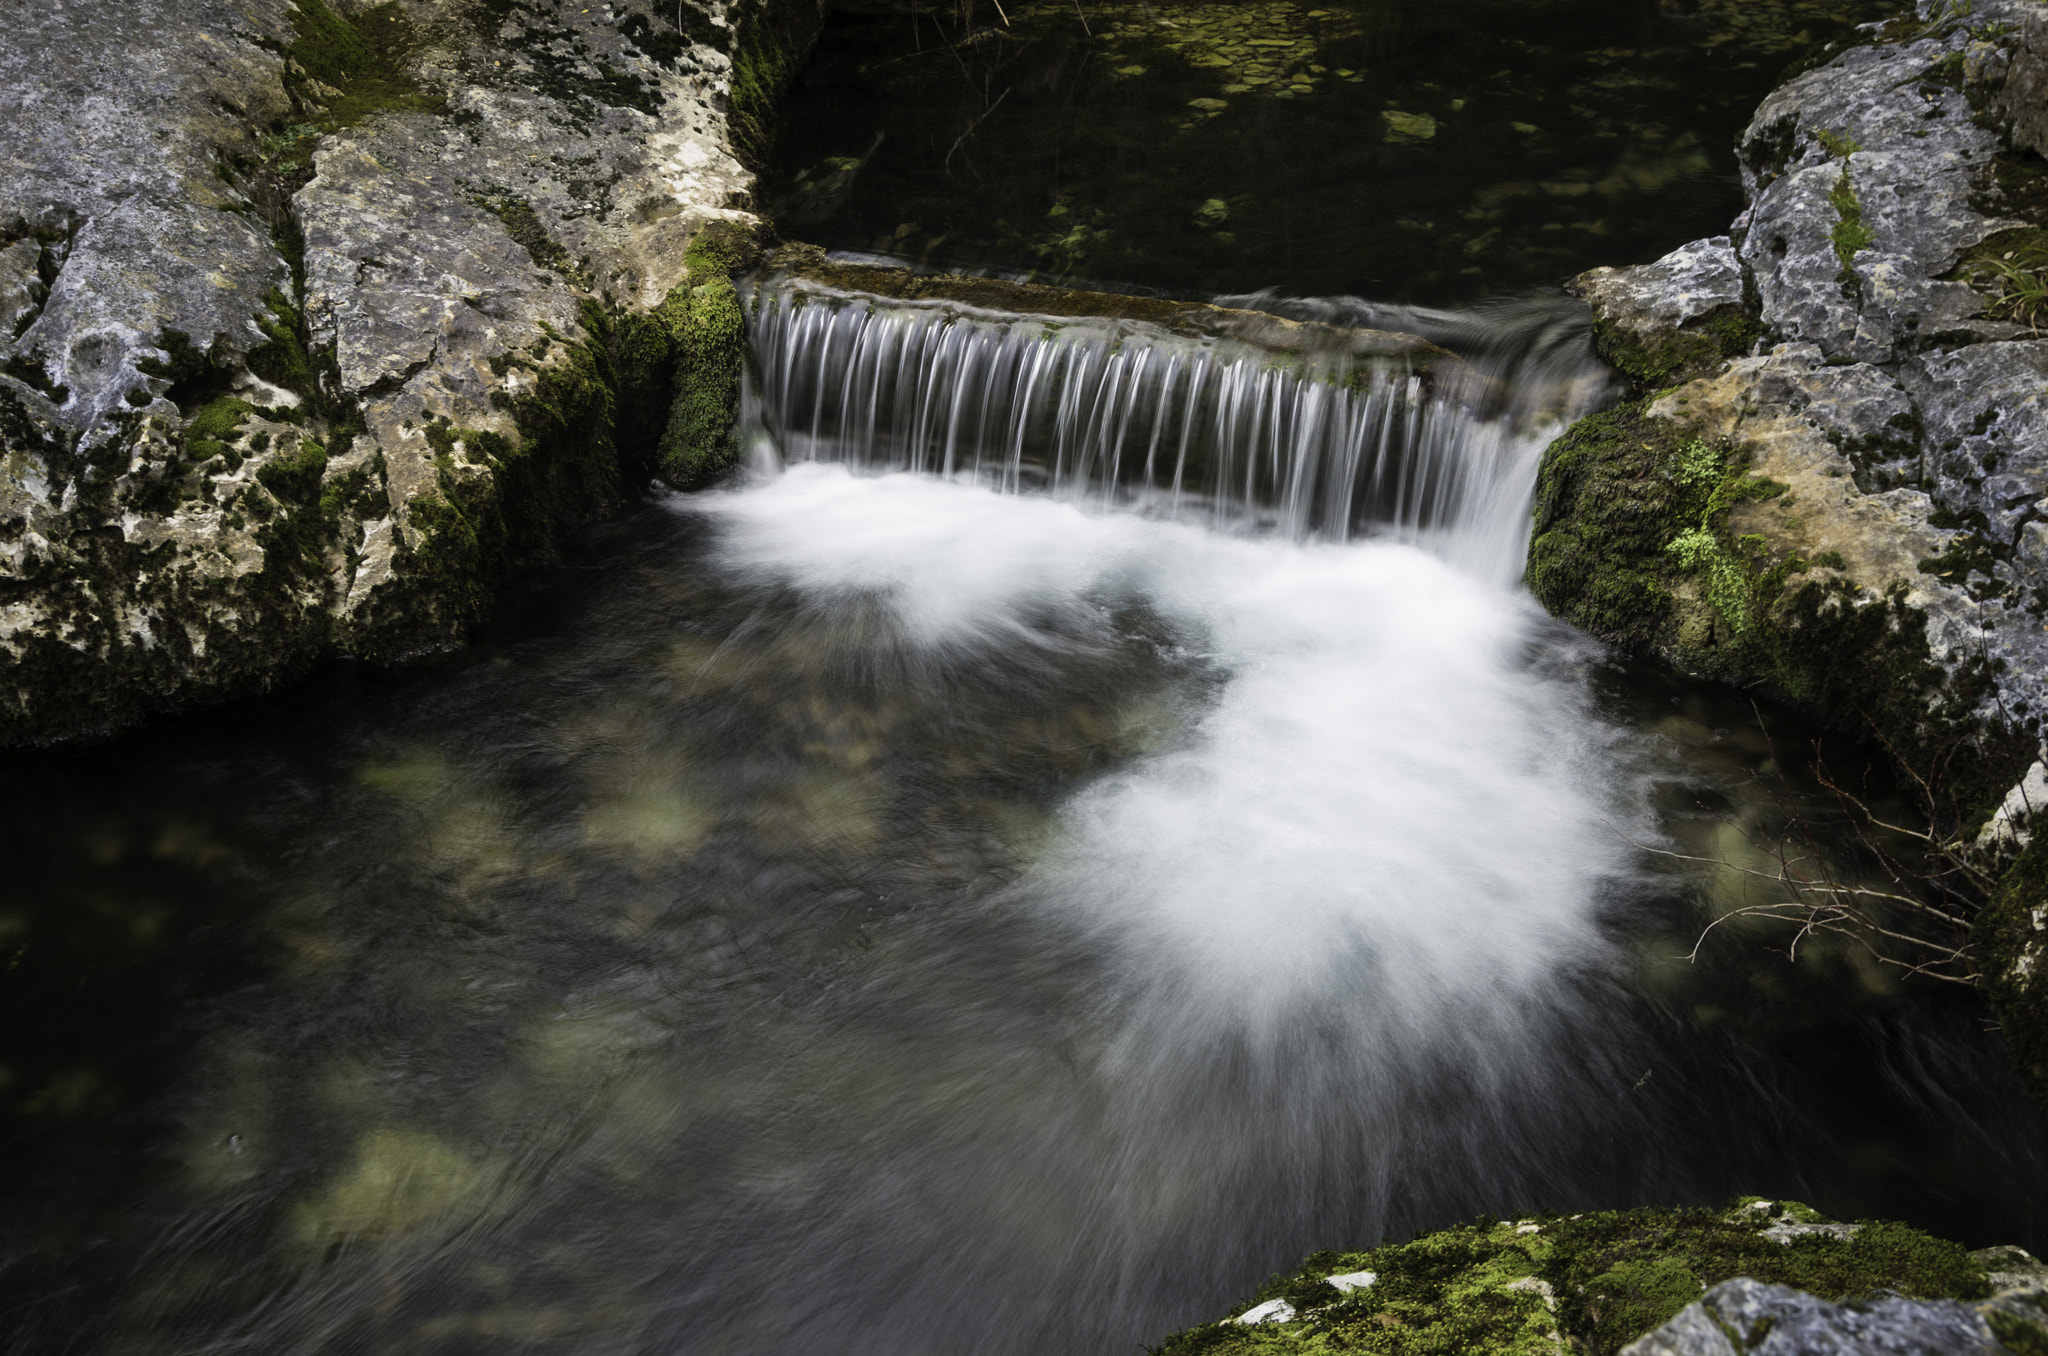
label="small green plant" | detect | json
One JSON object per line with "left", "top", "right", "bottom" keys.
{"left": 1674, "top": 438, "right": 1721, "bottom": 488}
{"left": 1957, "top": 238, "right": 2039, "bottom": 329}
{"left": 1814, "top": 128, "right": 1861, "bottom": 160}
{"left": 1827, "top": 164, "right": 1873, "bottom": 272}
{"left": 1666, "top": 528, "right": 1763, "bottom": 636}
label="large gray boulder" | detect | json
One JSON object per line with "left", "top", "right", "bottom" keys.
{"left": 1545, "top": 0, "right": 2048, "bottom": 800}
{"left": 0, "top": 0, "right": 822, "bottom": 742}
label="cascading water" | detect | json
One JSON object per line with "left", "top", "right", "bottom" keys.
{"left": 741, "top": 270, "right": 1615, "bottom": 582}
{"left": 0, "top": 274, "right": 2037, "bottom": 1356}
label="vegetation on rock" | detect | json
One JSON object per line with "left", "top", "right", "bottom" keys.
{"left": 1528, "top": 399, "right": 2030, "bottom": 838}
{"left": 1147, "top": 1200, "right": 1991, "bottom": 1356}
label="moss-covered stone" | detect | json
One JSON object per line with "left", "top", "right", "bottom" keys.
{"left": 354, "top": 318, "right": 622, "bottom": 658}
{"left": 1147, "top": 1200, "right": 1990, "bottom": 1356}
{"left": 726, "top": 0, "right": 831, "bottom": 167}
{"left": 1528, "top": 400, "right": 2031, "bottom": 827}
{"left": 282, "top": 0, "right": 444, "bottom": 132}
{"left": 657, "top": 275, "right": 746, "bottom": 486}
{"left": 183, "top": 396, "right": 257, "bottom": 464}
{"left": 1589, "top": 305, "right": 1759, "bottom": 391}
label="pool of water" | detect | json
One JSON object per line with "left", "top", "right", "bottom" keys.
{"left": 766, "top": 0, "right": 1895, "bottom": 302}
{"left": 0, "top": 465, "right": 2038, "bottom": 1354}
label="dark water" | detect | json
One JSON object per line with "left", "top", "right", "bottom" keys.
{"left": 766, "top": 0, "right": 1893, "bottom": 302}
{"left": 0, "top": 475, "right": 2039, "bottom": 1354}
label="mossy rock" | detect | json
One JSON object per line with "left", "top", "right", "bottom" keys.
{"left": 1147, "top": 1200, "right": 1989, "bottom": 1356}
{"left": 354, "top": 318, "right": 622, "bottom": 658}
{"left": 1590, "top": 304, "right": 1759, "bottom": 391}
{"left": 283, "top": 0, "right": 444, "bottom": 132}
{"left": 1527, "top": 399, "right": 2031, "bottom": 822}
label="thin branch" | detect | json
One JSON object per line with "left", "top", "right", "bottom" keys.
{"left": 943, "top": 85, "right": 1009, "bottom": 175}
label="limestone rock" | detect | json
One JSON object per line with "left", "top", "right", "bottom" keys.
{"left": 0, "top": 0, "right": 826, "bottom": 742}
{"left": 1540, "top": 0, "right": 2048, "bottom": 810}
{"left": 1533, "top": 0, "right": 2048, "bottom": 1123}
{"left": 1914, "top": 340, "right": 2048, "bottom": 548}
{"left": 1576, "top": 237, "right": 1744, "bottom": 336}
{"left": 1741, "top": 149, "right": 2015, "bottom": 364}
{"left": 1571, "top": 237, "right": 1750, "bottom": 386}
{"left": 1991, "top": 3, "right": 2048, "bottom": 157}
{"left": 1619, "top": 1277, "right": 2034, "bottom": 1356}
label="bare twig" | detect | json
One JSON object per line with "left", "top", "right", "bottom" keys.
{"left": 1610, "top": 699, "right": 2001, "bottom": 987}
{"left": 943, "top": 86, "right": 1009, "bottom": 175}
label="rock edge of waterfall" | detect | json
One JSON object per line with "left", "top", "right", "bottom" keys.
{"left": 1148, "top": 1198, "right": 2048, "bottom": 1355}
{"left": 1529, "top": 0, "right": 2048, "bottom": 1124}
{"left": 0, "top": 0, "right": 823, "bottom": 744}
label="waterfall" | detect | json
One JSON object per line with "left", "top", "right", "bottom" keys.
{"left": 739, "top": 269, "right": 1616, "bottom": 584}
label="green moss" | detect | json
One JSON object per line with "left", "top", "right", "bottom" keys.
{"left": 1827, "top": 161, "right": 1874, "bottom": 273}
{"left": 684, "top": 219, "right": 765, "bottom": 276}
{"left": 246, "top": 289, "right": 323, "bottom": 413}
{"left": 1526, "top": 404, "right": 1687, "bottom": 643}
{"left": 657, "top": 276, "right": 746, "bottom": 487}
{"left": 1814, "top": 127, "right": 1862, "bottom": 160}
{"left": 604, "top": 281, "right": 695, "bottom": 464}
{"left": 183, "top": 397, "right": 257, "bottom": 463}
{"left": 256, "top": 437, "right": 330, "bottom": 504}
{"left": 283, "top": 0, "right": 444, "bottom": 131}
{"left": 1147, "top": 1201, "right": 1989, "bottom": 1356}
{"left": 1589, "top": 305, "right": 1758, "bottom": 391}
{"left": 319, "top": 454, "right": 387, "bottom": 526}
{"left": 461, "top": 186, "right": 581, "bottom": 280}
{"left": 725, "top": 0, "right": 831, "bottom": 167}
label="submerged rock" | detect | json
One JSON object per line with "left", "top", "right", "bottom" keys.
{"left": 758, "top": 241, "right": 1454, "bottom": 371}
{"left": 1381, "top": 110, "right": 1439, "bottom": 143}
{"left": 0, "top": 0, "right": 826, "bottom": 744}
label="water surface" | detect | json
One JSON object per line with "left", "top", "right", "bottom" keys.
{"left": 0, "top": 293, "right": 2039, "bottom": 1353}
{"left": 766, "top": 0, "right": 1896, "bottom": 301}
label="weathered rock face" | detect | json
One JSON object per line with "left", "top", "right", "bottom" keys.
{"left": 1531, "top": 0, "right": 2048, "bottom": 1112}
{"left": 1621, "top": 1275, "right": 2048, "bottom": 1356}
{"left": 1541, "top": 0, "right": 2048, "bottom": 764}
{"left": 0, "top": 0, "right": 824, "bottom": 743}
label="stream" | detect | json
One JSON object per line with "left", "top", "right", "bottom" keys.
{"left": 2, "top": 2, "right": 2044, "bottom": 1353}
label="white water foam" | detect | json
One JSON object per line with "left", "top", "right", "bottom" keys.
{"left": 705, "top": 464, "right": 1639, "bottom": 1029}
